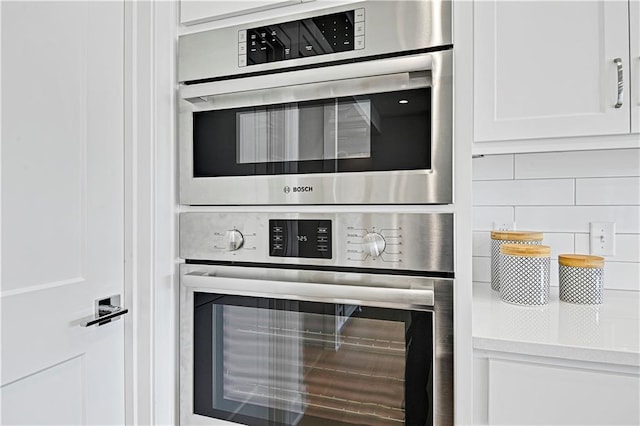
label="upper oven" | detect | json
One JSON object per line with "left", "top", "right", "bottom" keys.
{"left": 178, "top": 1, "right": 453, "bottom": 205}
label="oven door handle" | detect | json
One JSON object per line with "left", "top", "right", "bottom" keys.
{"left": 181, "top": 270, "right": 436, "bottom": 310}
{"left": 180, "top": 52, "right": 438, "bottom": 105}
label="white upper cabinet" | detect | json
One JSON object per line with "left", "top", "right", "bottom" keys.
{"left": 474, "top": 0, "right": 633, "bottom": 145}
{"left": 631, "top": 0, "right": 640, "bottom": 133}
{"left": 180, "top": 0, "right": 303, "bottom": 26}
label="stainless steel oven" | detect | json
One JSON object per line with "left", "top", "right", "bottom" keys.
{"left": 178, "top": 1, "right": 453, "bottom": 205}
{"left": 179, "top": 212, "right": 454, "bottom": 425}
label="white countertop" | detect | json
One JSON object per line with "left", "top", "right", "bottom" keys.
{"left": 473, "top": 283, "right": 640, "bottom": 367}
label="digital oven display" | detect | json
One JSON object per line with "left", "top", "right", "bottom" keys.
{"left": 246, "top": 11, "right": 355, "bottom": 66}
{"left": 269, "top": 220, "right": 332, "bottom": 259}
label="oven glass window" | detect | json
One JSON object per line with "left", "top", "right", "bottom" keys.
{"left": 193, "top": 293, "right": 433, "bottom": 426}
{"left": 192, "top": 88, "right": 431, "bottom": 177}
{"left": 236, "top": 99, "right": 372, "bottom": 164}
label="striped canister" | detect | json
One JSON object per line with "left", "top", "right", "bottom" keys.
{"left": 499, "top": 244, "right": 551, "bottom": 306}
{"left": 559, "top": 254, "right": 605, "bottom": 305}
{"left": 491, "top": 231, "right": 543, "bottom": 291}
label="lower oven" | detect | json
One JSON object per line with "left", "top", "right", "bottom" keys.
{"left": 180, "top": 212, "right": 454, "bottom": 426}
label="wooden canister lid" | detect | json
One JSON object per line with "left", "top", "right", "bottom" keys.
{"left": 500, "top": 243, "right": 551, "bottom": 257}
{"left": 491, "top": 231, "right": 544, "bottom": 242}
{"left": 559, "top": 254, "right": 605, "bottom": 268}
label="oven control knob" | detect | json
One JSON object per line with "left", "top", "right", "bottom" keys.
{"left": 225, "top": 229, "right": 244, "bottom": 251}
{"left": 362, "top": 232, "right": 386, "bottom": 257}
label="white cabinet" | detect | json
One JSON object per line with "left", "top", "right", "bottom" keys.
{"left": 632, "top": 0, "right": 640, "bottom": 133}
{"left": 474, "top": 1, "right": 637, "bottom": 147}
{"left": 474, "top": 352, "right": 640, "bottom": 425}
{"left": 180, "top": 0, "right": 303, "bottom": 25}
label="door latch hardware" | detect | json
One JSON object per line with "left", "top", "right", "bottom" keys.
{"left": 81, "top": 294, "right": 128, "bottom": 327}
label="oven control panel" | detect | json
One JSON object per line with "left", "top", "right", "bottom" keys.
{"left": 346, "top": 227, "right": 403, "bottom": 263}
{"left": 179, "top": 1, "right": 451, "bottom": 82}
{"left": 180, "top": 212, "right": 453, "bottom": 274}
{"left": 269, "top": 219, "right": 332, "bottom": 259}
{"left": 238, "top": 8, "right": 365, "bottom": 67}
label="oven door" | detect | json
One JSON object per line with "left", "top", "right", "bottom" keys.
{"left": 179, "top": 51, "right": 452, "bottom": 205}
{"left": 180, "top": 264, "right": 453, "bottom": 426}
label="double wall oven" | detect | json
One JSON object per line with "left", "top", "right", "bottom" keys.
{"left": 178, "top": 1, "right": 454, "bottom": 425}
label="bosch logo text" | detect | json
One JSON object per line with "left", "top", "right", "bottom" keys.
{"left": 284, "top": 186, "right": 313, "bottom": 193}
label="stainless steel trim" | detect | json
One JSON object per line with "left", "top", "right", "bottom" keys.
{"left": 614, "top": 57, "right": 624, "bottom": 108}
{"left": 433, "top": 276, "right": 454, "bottom": 426}
{"left": 178, "top": 0, "right": 452, "bottom": 82}
{"left": 179, "top": 263, "right": 454, "bottom": 425}
{"left": 179, "top": 212, "right": 454, "bottom": 273}
{"left": 179, "top": 51, "right": 453, "bottom": 205}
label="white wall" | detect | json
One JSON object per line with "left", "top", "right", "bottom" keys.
{"left": 472, "top": 148, "right": 640, "bottom": 292}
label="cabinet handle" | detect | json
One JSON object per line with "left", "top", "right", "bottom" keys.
{"left": 614, "top": 58, "right": 623, "bottom": 108}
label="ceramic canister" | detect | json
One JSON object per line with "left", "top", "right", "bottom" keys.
{"left": 491, "top": 231, "right": 543, "bottom": 291}
{"left": 499, "top": 244, "right": 551, "bottom": 306}
{"left": 559, "top": 254, "right": 605, "bottom": 305}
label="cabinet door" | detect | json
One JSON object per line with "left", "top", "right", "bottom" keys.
{"left": 631, "top": 0, "right": 640, "bottom": 133}
{"left": 487, "top": 359, "right": 640, "bottom": 425}
{"left": 180, "top": 0, "right": 302, "bottom": 25}
{"left": 474, "top": 1, "right": 630, "bottom": 142}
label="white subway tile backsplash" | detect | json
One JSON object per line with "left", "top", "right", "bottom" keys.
{"left": 576, "top": 177, "right": 640, "bottom": 206}
{"left": 542, "top": 233, "right": 575, "bottom": 259}
{"left": 473, "top": 256, "right": 491, "bottom": 283}
{"left": 473, "top": 179, "right": 574, "bottom": 206}
{"left": 472, "top": 154, "right": 514, "bottom": 180}
{"left": 473, "top": 207, "right": 514, "bottom": 231}
{"left": 473, "top": 149, "right": 640, "bottom": 293}
{"left": 602, "top": 262, "right": 640, "bottom": 292}
{"left": 473, "top": 231, "right": 492, "bottom": 257}
{"left": 575, "top": 234, "right": 640, "bottom": 263}
{"left": 515, "top": 206, "right": 640, "bottom": 233}
{"left": 515, "top": 149, "right": 640, "bottom": 179}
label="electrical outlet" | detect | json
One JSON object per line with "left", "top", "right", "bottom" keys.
{"left": 492, "top": 221, "right": 516, "bottom": 231}
{"left": 590, "top": 222, "right": 616, "bottom": 256}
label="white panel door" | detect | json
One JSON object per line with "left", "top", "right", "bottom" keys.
{"left": 1, "top": 2, "right": 126, "bottom": 424}
{"left": 631, "top": 0, "right": 640, "bottom": 133}
{"left": 474, "top": 0, "right": 630, "bottom": 142}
